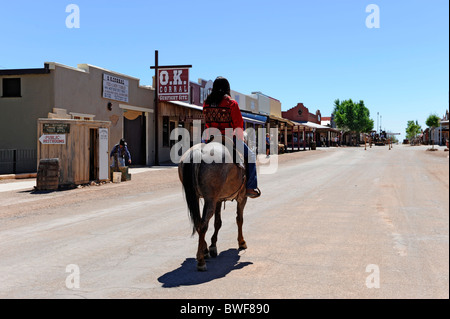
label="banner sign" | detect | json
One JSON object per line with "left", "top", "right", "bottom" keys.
{"left": 158, "top": 68, "right": 189, "bottom": 102}
{"left": 103, "top": 74, "right": 129, "bottom": 103}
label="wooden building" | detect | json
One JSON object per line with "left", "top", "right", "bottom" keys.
{"left": 37, "top": 117, "right": 111, "bottom": 187}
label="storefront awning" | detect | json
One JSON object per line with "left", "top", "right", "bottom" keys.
{"left": 269, "top": 115, "right": 295, "bottom": 126}
{"left": 242, "top": 112, "right": 267, "bottom": 125}
{"left": 292, "top": 121, "right": 339, "bottom": 131}
{"left": 167, "top": 100, "right": 203, "bottom": 111}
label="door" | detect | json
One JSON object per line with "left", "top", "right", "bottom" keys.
{"left": 98, "top": 128, "right": 109, "bottom": 180}
{"left": 124, "top": 113, "right": 146, "bottom": 166}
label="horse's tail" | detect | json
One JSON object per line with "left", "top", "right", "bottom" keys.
{"left": 181, "top": 151, "right": 201, "bottom": 235}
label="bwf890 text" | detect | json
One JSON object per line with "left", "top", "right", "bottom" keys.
{"left": 224, "top": 303, "right": 270, "bottom": 314}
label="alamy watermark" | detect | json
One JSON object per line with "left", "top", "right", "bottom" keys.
{"left": 170, "top": 120, "right": 279, "bottom": 174}
{"left": 65, "top": 264, "right": 80, "bottom": 289}
{"left": 366, "top": 4, "right": 380, "bottom": 29}
{"left": 66, "top": 4, "right": 80, "bottom": 29}
{"left": 65, "top": 4, "right": 379, "bottom": 30}
{"left": 365, "top": 264, "right": 380, "bottom": 288}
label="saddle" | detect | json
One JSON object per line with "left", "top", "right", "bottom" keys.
{"left": 204, "top": 136, "right": 261, "bottom": 200}
{"left": 204, "top": 135, "right": 246, "bottom": 170}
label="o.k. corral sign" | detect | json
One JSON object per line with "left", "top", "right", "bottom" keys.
{"left": 158, "top": 68, "right": 190, "bottom": 102}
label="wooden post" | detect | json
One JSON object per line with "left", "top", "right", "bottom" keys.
{"left": 154, "top": 50, "right": 159, "bottom": 166}
{"left": 284, "top": 125, "right": 288, "bottom": 152}
{"left": 303, "top": 127, "right": 306, "bottom": 150}
{"left": 293, "top": 126, "right": 296, "bottom": 152}
{"left": 365, "top": 135, "right": 367, "bottom": 150}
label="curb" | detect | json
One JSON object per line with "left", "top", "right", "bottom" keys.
{"left": 0, "top": 173, "right": 37, "bottom": 180}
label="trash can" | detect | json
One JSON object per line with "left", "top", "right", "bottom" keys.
{"left": 110, "top": 166, "right": 131, "bottom": 182}
{"left": 112, "top": 172, "right": 122, "bottom": 183}
{"left": 311, "top": 142, "right": 317, "bottom": 150}
{"left": 36, "top": 158, "right": 60, "bottom": 191}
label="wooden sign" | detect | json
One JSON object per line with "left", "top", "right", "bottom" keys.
{"left": 158, "top": 68, "right": 190, "bottom": 102}
{"left": 103, "top": 74, "right": 129, "bottom": 103}
{"left": 39, "top": 134, "right": 66, "bottom": 145}
{"left": 43, "top": 123, "right": 70, "bottom": 134}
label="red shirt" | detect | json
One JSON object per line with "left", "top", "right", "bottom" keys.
{"left": 203, "top": 95, "right": 244, "bottom": 140}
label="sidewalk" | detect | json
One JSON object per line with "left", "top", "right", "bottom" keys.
{"left": 0, "top": 180, "right": 36, "bottom": 193}
{"left": 0, "top": 166, "right": 178, "bottom": 193}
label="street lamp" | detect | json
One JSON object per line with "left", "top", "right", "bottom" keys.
{"left": 380, "top": 115, "right": 382, "bottom": 133}
{"left": 377, "top": 112, "right": 379, "bottom": 134}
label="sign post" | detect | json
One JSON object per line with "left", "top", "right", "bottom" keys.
{"left": 150, "top": 51, "right": 192, "bottom": 166}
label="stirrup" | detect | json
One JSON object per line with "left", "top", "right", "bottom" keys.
{"left": 246, "top": 188, "right": 261, "bottom": 199}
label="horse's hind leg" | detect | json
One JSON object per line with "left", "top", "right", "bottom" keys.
{"left": 236, "top": 196, "right": 248, "bottom": 250}
{"left": 209, "top": 202, "right": 222, "bottom": 258}
{"left": 196, "top": 200, "right": 215, "bottom": 271}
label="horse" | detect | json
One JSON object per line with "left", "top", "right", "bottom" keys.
{"left": 178, "top": 140, "right": 248, "bottom": 271}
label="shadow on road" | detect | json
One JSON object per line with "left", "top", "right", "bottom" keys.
{"left": 157, "top": 248, "right": 253, "bottom": 288}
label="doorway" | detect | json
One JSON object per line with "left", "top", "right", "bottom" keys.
{"left": 124, "top": 113, "right": 146, "bottom": 166}
{"left": 89, "top": 128, "right": 98, "bottom": 181}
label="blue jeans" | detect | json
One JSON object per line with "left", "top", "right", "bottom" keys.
{"left": 243, "top": 143, "right": 258, "bottom": 189}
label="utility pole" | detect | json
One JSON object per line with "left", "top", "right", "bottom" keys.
{"left": 380, "top": 115, "right": 382, "bottom": 133}
{"left": 154, "top": 50, "right": 159, "bottom": 166}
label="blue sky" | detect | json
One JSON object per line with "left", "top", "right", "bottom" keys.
{"left": 1, "top": 0, "right": 448, "bottom": 140}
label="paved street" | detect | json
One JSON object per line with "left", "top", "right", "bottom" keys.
{"left": 0, "top": 145, "right": 448, "bottom": 299}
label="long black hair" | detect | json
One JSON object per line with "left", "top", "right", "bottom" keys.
{"left": 204, "top": 77, "right": 231, "bottom": 107}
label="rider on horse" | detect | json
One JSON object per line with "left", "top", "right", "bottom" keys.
{"left": 203, "top": 77, "right": 261, "bottom": 199}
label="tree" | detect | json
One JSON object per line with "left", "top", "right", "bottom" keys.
{"left": 405, "top": 120, "right": 422, "bottom": 143}
{"left": 425, "top": 114, "right": 440, "bottom": 149}
{"left": 333, "top": 99, "right": 374, "bottom": 144}
{"left": 355, "top": 100, "right": 375, "bottom": 133}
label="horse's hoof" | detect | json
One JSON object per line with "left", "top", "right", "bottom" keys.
{"left": 209, "top": 246, "right": 218, "bottom": 258}
{"left": 204, "top": 252, "right": 211, "bottom": 259}
{"left": 239, "top": 242, "right": 247, "bottom": 250}
{"left": 197, "top": 263, "right": 207, "bottom": 272}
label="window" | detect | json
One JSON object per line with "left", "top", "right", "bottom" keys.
{"left": 163, "top": 116, "right": 170, "bottom": 147}
{"left": 2, "top": 78, "right": 21, "bottom": 97}
{"left": 169, "top": 121, "right": 176, "bottom": 149}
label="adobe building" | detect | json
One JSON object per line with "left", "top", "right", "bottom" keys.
{"left": 282, "top": 103, "right": 340, "bottom": 147}
{"left": 283, "top": 103, "right": 322, "bottom": 124}
{"left": 0, "top": 62, "right": 155, "bottom": 174}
